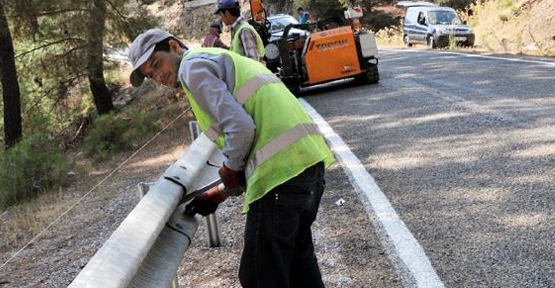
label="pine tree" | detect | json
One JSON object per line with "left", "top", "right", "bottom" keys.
{"left": 0, "top": 0, "right": 22, "bottom": 149}
{"left": 1, "top": 0, "right": 157, "bottom": 141}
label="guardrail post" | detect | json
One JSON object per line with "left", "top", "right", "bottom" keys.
{"left": 189, "top": 121, "right": 222, "bottom": 247}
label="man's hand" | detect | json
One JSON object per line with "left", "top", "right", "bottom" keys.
{"left": 218, "top": 164, "right": 246, "bottom": 189}
{"left": 185, "top": 186, "right": 227, "bottom": 216}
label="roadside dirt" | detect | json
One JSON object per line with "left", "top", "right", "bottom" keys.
{"left": 179, "top": 163, "right": 402, "bottom": 287}
{"left": 471, "top": 0, "right": 555, "bottom": 55}
{"left": 0, "top": 73, "right": 401, "bottom": 287}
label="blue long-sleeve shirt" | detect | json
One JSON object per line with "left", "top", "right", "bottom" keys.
{"left": 298, "top": 11, "right": 311, "bottom": 24}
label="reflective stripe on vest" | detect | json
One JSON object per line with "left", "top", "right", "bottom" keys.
{"left": 245, "top": 123, "right": 321, "bottom": 177}
{"left": 231, "top": 22, "right": 265, "bottom": 58}
{"left": 204, "top": 73, "right": 281, "bottom": 142}
{"left": 234, "top": 73, "right": 281, "bottom": 104}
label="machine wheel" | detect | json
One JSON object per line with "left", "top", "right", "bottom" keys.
{"left": 403, "top": 35, "right": 412, "bottom": 48}
{"left": 427, "top": 36, "right": 436, "bottom": 49}
{"left": 368, "top": 64, "right": 380, "bottom": 84}
{"left": 283, "top": 79, "right": 301, "bottom": 97}
{"left": 355, "top": 63, "right": 380, "bottom": 85}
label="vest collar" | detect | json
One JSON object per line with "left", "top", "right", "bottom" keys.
{"left": 231, "top": 16, "right": 245, "bottom": 31}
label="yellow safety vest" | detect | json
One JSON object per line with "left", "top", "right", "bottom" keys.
{"left": 230, "top": 21, "right": 265, "bottom": 59}
{"left": 181, "top": 48, "right": 334, "bottom": 212}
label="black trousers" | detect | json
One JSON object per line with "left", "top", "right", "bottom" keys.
{"left": 239, "top": 162, "right": 326, "bottom": 288}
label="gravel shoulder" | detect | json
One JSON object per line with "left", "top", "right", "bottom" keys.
{"left": 179, "top": 164, "right": 401, "bottom": 287}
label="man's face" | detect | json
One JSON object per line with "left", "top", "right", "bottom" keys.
{"left": 139, "top": 40, "right": 183, "bottom": 88}
{"left": 219, "top": 11, "right": 235, "bottom": 26}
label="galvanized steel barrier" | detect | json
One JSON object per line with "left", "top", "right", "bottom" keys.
{"left": 69, "top": 131, "right": 226, "bottom": 288}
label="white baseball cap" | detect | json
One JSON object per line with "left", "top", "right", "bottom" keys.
{"left": 128, "top": 28, "right": 181, "bottom": 87}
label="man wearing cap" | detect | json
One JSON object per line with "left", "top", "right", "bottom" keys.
{"left": 202, "top": 23, "right": 229, "bottom": 49}
{"left": 214, "top": 0, "right": 265, "bottom": 62}
{"left": 128, "top": 28, "right": 334, "bottom": 287}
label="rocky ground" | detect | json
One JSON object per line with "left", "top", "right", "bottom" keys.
{"left": 178, "top": 162, "right": 402, "bottom": 287}
{"left": 470, "top": 0, "right": 555, "bottom": 55}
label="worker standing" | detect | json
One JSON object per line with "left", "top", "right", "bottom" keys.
{"left": 128, "top": 28, "right": 334, "bottom": 288}
{"left": 214, "top": 0, "right": 265, "bottom": 62}
{"left": 201, "top": 23, "right": 229, "bottom": 49}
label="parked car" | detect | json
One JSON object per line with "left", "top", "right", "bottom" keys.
{"left": 267, "top": 14, "right": 309, "bottom": 42}
{"left": 398, "top": 2, "right": 475, "bottom": 48}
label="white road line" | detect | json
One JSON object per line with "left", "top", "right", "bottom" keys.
{"left": 442, "top": 51, "right": 555, "bottom": 67}
{"left": 300, "top": 98, "right": 445, "bottom": 288}
{"left": 385, "top": 48, "right": 555, "bottom": 67}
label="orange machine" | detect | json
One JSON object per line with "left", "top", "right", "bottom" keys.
{"left": 304, "top": 27, "right": 361, "bottom": 84}
{"left": 249, "top": 0, "right": 265, "bottom": 22}
{"left": 252, "top": 2, "right": 380, "bottom": 95}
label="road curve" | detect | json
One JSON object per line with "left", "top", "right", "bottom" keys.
{"left": 303, "top": 49, "right": 555, "bottom": 288}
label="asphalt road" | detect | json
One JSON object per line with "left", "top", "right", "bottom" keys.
{"left": 303, "top": 49, "right": 555, "bottom": 288}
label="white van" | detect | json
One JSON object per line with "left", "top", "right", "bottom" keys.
{"left": 398, "top": 2, "right": 475, "bottom": 48}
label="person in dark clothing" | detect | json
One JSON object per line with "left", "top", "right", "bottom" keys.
{"left": 202, "top": 23, "right": 229, "bottom": 49}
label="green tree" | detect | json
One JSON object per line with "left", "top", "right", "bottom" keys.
{"left": 434, "top": 0, "right": 475, "bottom": 10}
{"left": 295, "top": 0, "right": 345, "bottom": 20}
{"left": 296, "top": 0, "right": 391, "bottom": 30}
{"left": 0, "top": 0, "right": 22, "bottom": 149}
{"left": 7, "top": 0, "right": 156, "bottom": 126}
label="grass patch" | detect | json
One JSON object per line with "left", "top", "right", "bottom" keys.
{"left": 500, "top": 38, "right": 509, "bottom": 53}
{"left": 0, "top": 134, "right": 69, "bottom": 210}
{"left": 448, "top": 34, "right": 458, "bottom": 50}
{"left": 83, "top": 108, "right": 162, "bottom": 162}
{"left": 375, "top": 26, "right": 404, "bottom": 47}
{"left": 1, "top": 187, "right": 69, "bottom": 254}
{"left": 516, "top": 33, "right": 524, "bottom": 53}
{"left": 498, "top": 13, "right": 510, "bottom": 22}
{"left": 496, "top": 0, "right": 515, "bottom": 10}
{"left": 480, "top": 31, "right": 494, "bottom": 51}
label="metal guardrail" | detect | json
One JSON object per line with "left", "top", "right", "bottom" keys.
{"left": 70, "top": 132, "right": 225, "bottom": 288}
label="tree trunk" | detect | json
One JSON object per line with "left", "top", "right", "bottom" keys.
{"left": 0, "top": 0, "right": 23, "bottom": 149}
{"left": 88, "top": 0, "right": 114, "bottom": 115}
